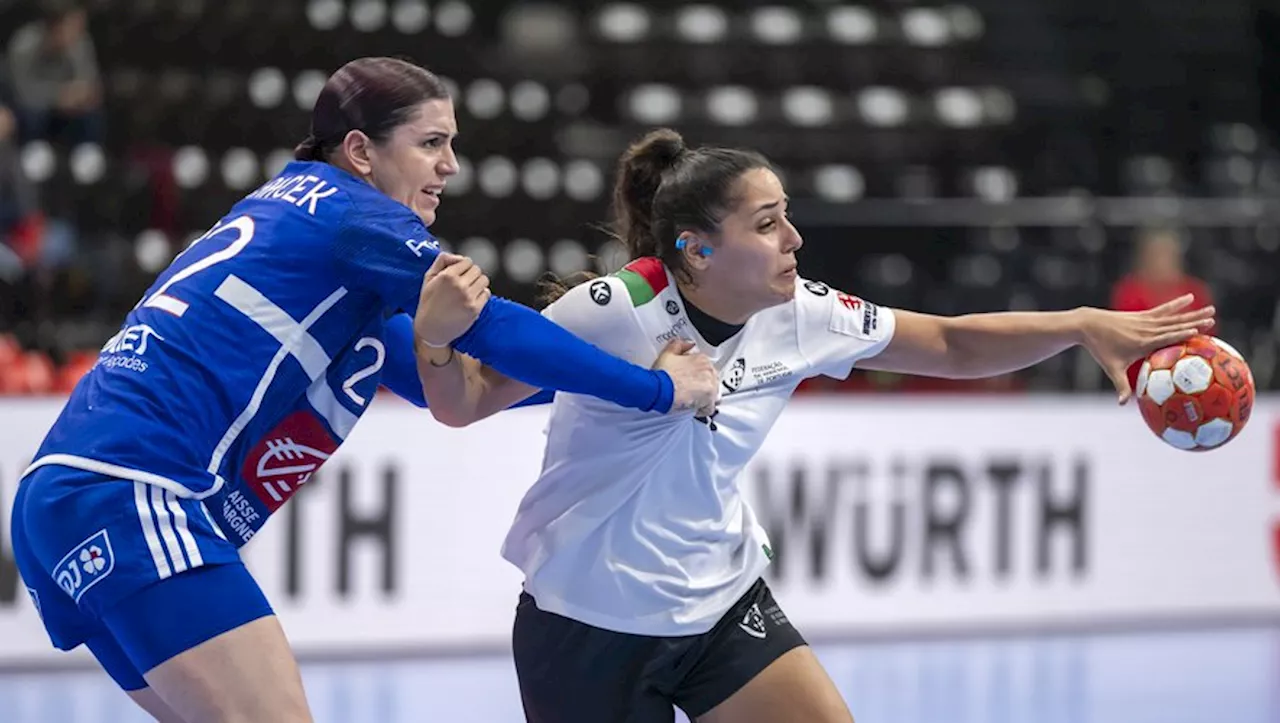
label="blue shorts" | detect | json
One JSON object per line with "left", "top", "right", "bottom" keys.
{"left": 11, "top": 465, "right": 275, "bottom": 691}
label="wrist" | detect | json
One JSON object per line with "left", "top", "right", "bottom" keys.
{"left": 1067, "top": 307, "right": 1098, "bottom": 345}
{"left": 416, "top": 337, "right": 455, "bottom": 368}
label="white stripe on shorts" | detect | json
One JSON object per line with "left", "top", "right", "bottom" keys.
{"left": 134, "top": 482, "right": 172, "bottom": 579}
{"left": 164, "top": 492, "right": 204, "bottom": 569}
{"left": 149, "top": 486, "right": 187, "bottom": 575}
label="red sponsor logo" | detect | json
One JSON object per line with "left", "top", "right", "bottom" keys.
{"left": 242, "top": 412, "right": 338, "bottom": 513}
{"left": 837, "top": 293, "right": 862, "bottom": 312}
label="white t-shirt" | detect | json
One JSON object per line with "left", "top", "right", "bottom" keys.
{"left": 500, "top": 258, "right": 896, "bottom": 636}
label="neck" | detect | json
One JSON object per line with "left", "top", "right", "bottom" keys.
{"left": 676, "top": 280, "right": 752, "bottom": 326}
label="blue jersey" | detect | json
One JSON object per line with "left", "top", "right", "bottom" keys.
{"left": 27, "top": 161, "right": 458, "bottom": 545}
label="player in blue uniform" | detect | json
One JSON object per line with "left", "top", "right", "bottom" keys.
{"left": 8, "top": 57, "right": 718, "bottom": 723}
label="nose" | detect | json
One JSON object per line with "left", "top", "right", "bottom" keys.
{"left": 782, "top": 221, "right": 803, "bottom": 254}
{"left": 439, "top": 145, "right": 460, "bottom": 177}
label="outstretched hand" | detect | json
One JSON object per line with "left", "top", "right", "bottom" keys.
{"left": 1079, "top": 294, "right": 1215, "bottom": 405}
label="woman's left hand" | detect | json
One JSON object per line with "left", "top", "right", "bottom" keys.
{"left": 1078, "top": 294, "right": 1216, "bottom": 405}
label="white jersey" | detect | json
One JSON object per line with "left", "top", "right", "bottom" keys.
{"left": 500, "top": 258, "right": 896, "bottom": 636}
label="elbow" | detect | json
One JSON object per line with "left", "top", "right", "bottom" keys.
{"left": 422, "top": 397, "right": 479, "bottom": 428}
{"left": 428, "top": 407, "right": 477, "bottom": 428}
{"left": 935, "top": 319, "right": 983, "bottom": 379}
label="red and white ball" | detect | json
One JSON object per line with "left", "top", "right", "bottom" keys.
{"left": 1135, "top": 335, "right": 1255, "bottom": 451}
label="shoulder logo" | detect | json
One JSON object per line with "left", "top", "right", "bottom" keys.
{"left": 590, "top": 280, "right": 613, "bottom": 306}
{"left": 666, "top": 299, "right": 680, "bottom": 315}
{"left": 804, "top": 280, "right": 829, "bottom": 297}
{"left": 404, "top": 237, "right": 439, "bottom": 258}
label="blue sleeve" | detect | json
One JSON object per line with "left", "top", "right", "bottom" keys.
{"left": 452, "top": 297, "right": 675, "bottom": 413}
{"left": 381, "top": 313, "right": 555, "bottom": 409}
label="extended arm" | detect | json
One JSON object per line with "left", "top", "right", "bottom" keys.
{"left": 858, "top": 297, "right": 1215, "bottom": 402}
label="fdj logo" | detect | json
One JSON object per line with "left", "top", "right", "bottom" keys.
{"left": 54, "top": 530, "right": 115, "bottom": 603}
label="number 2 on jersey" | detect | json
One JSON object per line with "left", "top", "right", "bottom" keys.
{"left": 139, "top": 215, "right": 256, "bottom": 318}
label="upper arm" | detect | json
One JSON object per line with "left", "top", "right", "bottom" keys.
{"left": 851, "top": 309, "right": 955, "bottom": 376}
{"left": 795, "top": 278, "right": 896, "bottom": 380}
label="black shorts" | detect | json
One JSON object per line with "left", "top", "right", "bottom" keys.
{"left": 512, "top": 578, "right": 807, "bottom": 723}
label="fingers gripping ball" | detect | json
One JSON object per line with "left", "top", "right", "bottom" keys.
{"left": 1135, "top": 335, "right": 1255, "bottom": 451}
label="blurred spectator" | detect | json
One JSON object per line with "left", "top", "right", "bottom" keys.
{"left": 1111, "top": 227, "right": 1216, "bottom": 387}
{"left": 0, "top": 72, "right": 41, "bottom": 276}
{"left": 1110, "top": 227, "right": 1215, "bottom": 318}
{"left": 5, "top": 0, "right": 103, "bottom": 146}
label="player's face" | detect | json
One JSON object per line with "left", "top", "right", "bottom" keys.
{"left": 701, "top": 168, "right": 803, "bottom": 314}
{"left": 366, "top": 98, "right": 460, "bottom": 226}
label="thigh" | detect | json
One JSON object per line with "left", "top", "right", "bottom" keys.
{"left": 675, "top": 580, "right": 844, "bottom": 722}
{"left": 98, "top": 561, "right": 295, "bottom": 723}
{"left": 83, "top": 634, "right": 187, "bottom": 722}
{"left": 126, "top": 688, "right": 189, "bottom": 723}
{"left": 142, "top": 616, "right": 309, "bottom": 723}
{"left": 512, "top": 592, "right": 676, "bottom": 723}
{"left": 696, "top": 646, "right": 852, "bottom": 723}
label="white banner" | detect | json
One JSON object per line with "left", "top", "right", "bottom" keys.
{"left": 1, "top": 396, "right": 1277, "bottom": 666}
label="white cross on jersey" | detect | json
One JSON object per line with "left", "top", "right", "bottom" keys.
{"left": 207, "top": 276, "right": 357, "bottom": 485}
{"left": 501, "top": 261, "right": 896, "bottom": 636}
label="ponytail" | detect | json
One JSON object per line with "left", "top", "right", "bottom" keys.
{"left": 538, "top": 128, "right": 771, "bottom": 306}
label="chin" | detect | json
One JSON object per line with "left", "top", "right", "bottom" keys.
{"left": 415, "top": 208, "right": 437, "bottom": 226}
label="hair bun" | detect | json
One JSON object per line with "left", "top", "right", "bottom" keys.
{"left": 631, "top": 128, "right": 688, "bottom": 174}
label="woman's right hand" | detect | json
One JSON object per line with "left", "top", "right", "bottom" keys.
{"left": 654, "top": 339, "right": 719, "bottom": 416}
{"left": 414, "top": 252, "right": 491, "bottom": 349}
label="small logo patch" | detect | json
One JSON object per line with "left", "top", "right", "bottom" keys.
{"left": 665, "top": 299, "right": 680, "bottom": 315}
{"left": 590, "top": 280, "right": 612, "bottom": 306}
{"left": 54, "top": 530, "right": 114, "bottom": 603}
{"left": 739, "top": 603, "right": 768, "bottom": 639}
{"left": 804, "top": 280, "right": 829, "bottom": 297}
{"left": 723, "top": 358, "right": 747, "bottom": 393}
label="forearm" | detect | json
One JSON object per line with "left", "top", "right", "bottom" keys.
{"left": 450, "top": 296, "right": 674, "bottom": 413}
{"left": 415, "top": 341, "right": 541, "bottom": 426}
{"left": 940, "top": 309, "right": 1085, "bottom": 378}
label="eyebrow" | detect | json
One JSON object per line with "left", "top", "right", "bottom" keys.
{"left": 753, "top": 195, "right": 790, "bottom": 215}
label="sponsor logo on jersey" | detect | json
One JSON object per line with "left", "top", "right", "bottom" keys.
{"left": 723, "top": 357, "right": 747, "bottom": 393}
{"left": 738, "top": 602, "right": 768, "bottom": 639}
{"left": 655, "top": 318, "right": 691, "bottom": 344}
{"left": 804, "top": 280, "right": 830, "bottom": 297}
{"left": 829, "top": 292, "right": 882, "bottom": 341}
{"left": 243, "top": 412, "right": 338, "bottom": 513}
{"left": 404, "top": 237, "right": 440, "bottom": 258}
{"left": 862, "top": 302, "right": 880, "bottom": 336}
{"left": 54, "top": 530, "right": 114, "bottom": 603}
{"left": 589, "top": 280, "right": 612, "bottom": 306}
{"left": 102, "top": 324, "right": 164, "bottom": 355}
{"left": 99, "top": 324, "right": 164, "bottom": 373}
{"left": 666, "top": 299, "right": 680, "bottom": 315}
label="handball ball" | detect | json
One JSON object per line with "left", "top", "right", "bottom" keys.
{"left": 1135, "top": 335, "right": 1255, "bottom": 451}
